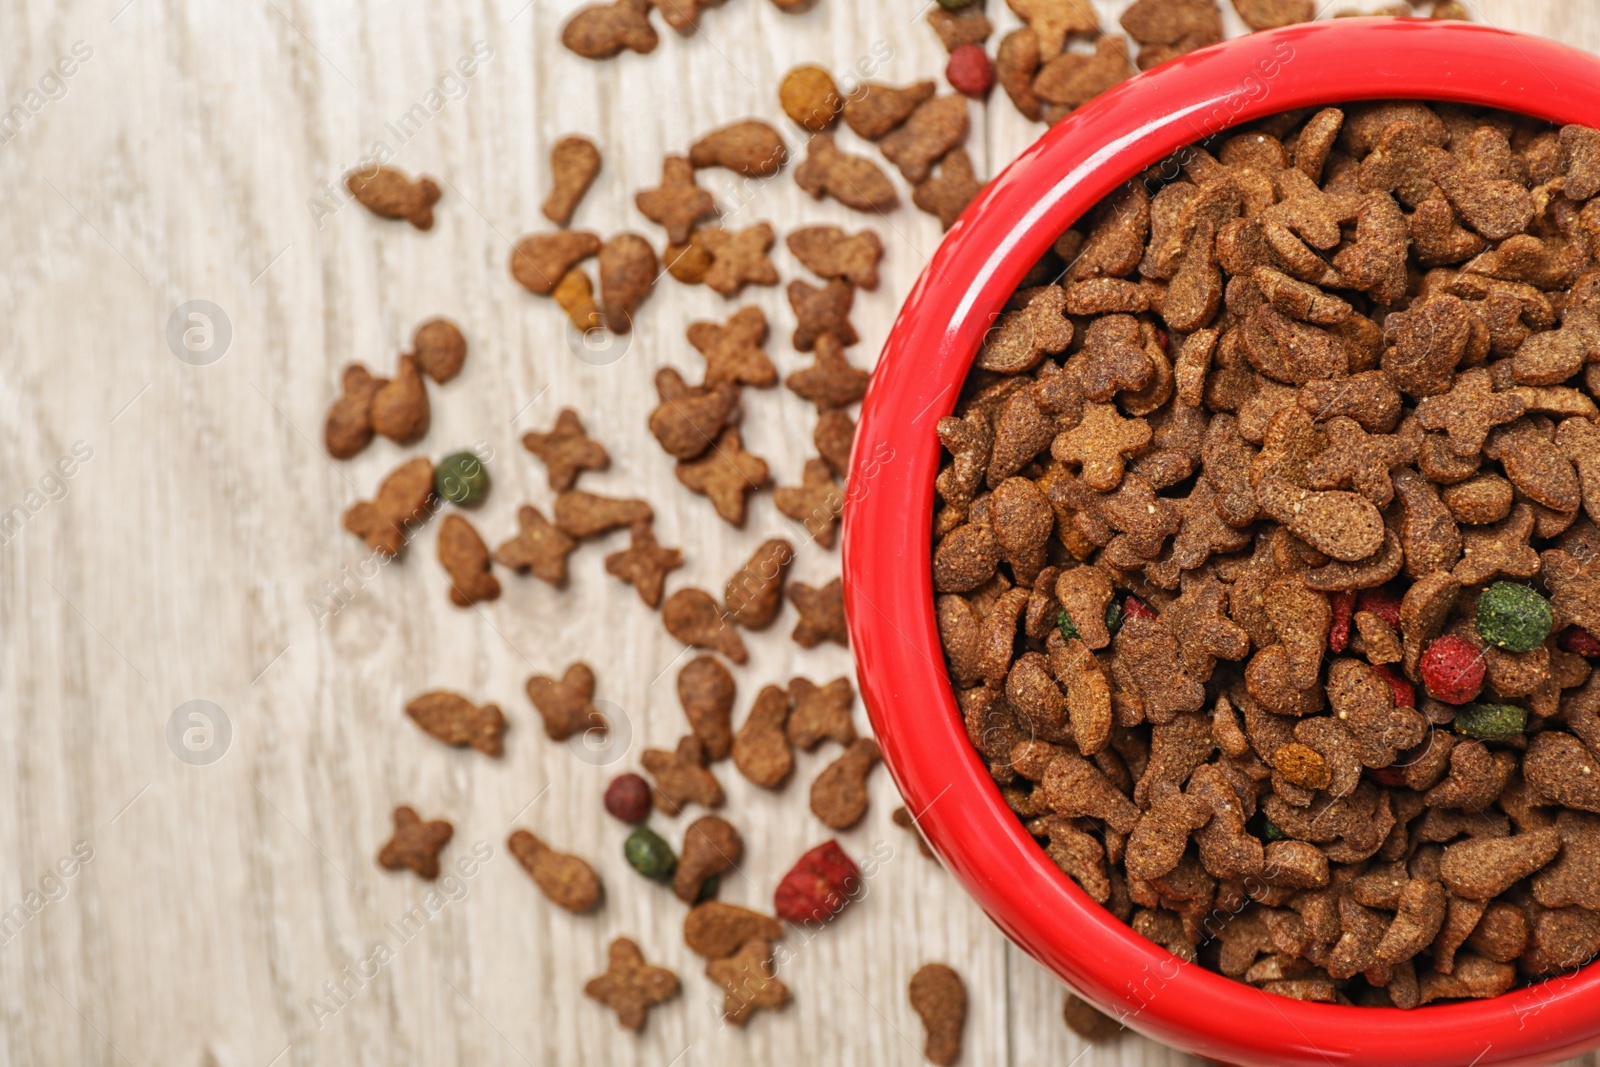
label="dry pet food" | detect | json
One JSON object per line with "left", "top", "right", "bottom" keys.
{"left": 603, "top": 520, "right": 684, "bottom": 607}
{"left": 509, "top": 829, "right": 602, "bottom": 912}
{"left": 494, "top": 505, "right": 577, "bottom": 585}
{"left": 932, "top": 102, "right": 1600, "bottom": 1007}
{"left": 544, "top": 136, "right": 602, "bottom": 226}
{"left": 684, "top": 900, "right": 784, "bottom": 958}
{"left": 437, "top": 514, "right": 501, "bottom": 607}
{"left": 642, "top": 734, "right": 726, "bottom": 814}
{"left": 780, "top": 65, "right": 843, "bottom": 131}
{"left": 343, "top": 457, "right": 435, "bottom": 558}
{"left": 689, "top": 120, "right": 788, "bottom": 177}
{"left": 787, "top": 225, "right": 884, "bottom": 289}
{"left": 405, "top": 691, "right": 507, "bottom": 756}
{"left": 370, "top": 355, "right": 430, "bottom": 444}
{"left": 707, "top": 938, "right": 790, "bottom": 1025}
{"left": 810, "top": 737, "right": 882, "bottom": 830}
{"left": 788, "top": 577, "right": 848, "bottom": 648}
{"left": 674, "top": 814, "right": 744, "bottom": 903}
{"left": 637, "top": 155, "right": 718, "bottom": 246}
{"left": 664, "top": 587, "right": 750, "bottom": 663}
{"left": 346, "top": 166, "right": 441, "bottom": 229}
{"left": 584, "top": 938, "right": 679, "bottom": 1031}
{"left": 605, "top": 772, "right": 653, "bottom": 824}
{"left": 679, "top": 654, "right": 737, "bottom": 759}
{"left": 526, "top": 662, "right": 606, "bottom": 741}
{"left": 377, "top": 806, "right": 454, "bottom": 880}
{"left": 563, "top": 0, "right": 659, "bottom": 59}
{"left": 909, "top": 963, "right": 968, "bottom": 1067}
{"left": 774, "top": 839, "right": 860, "bottom": 924}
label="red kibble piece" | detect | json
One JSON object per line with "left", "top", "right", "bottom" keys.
{"left": 1559, "top": 625, "right": 1600, "bottom": 658}
{"left": 1367, "top": 766, "right": 1408, "bottom": 788}
{"left": 604, "top": 772, "right": 652, "bottom": 824}
{"left": 1329, "top": 590, "right": 1356, "bottom": 654}
{"left": 1370, "top": 663, "right": 1415, "bottom": 709}
{"left": 1420, "top": 635, "right": 1486, "bottom": 705}
{"left": 946, "top": 45, "right": 994, "bottom": 98}
{"left": 774, "top": 839, "right": 862, "bottom": 925}
{"left": 1123, "top": 594, "right": 1157, "bottom": 622}
{"left": 1356, "top": 585, "right": 1403, "bottom": 630}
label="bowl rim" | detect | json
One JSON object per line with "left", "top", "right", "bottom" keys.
{"left": 844, "top": 17, "right": 1600, "bottom": 1067}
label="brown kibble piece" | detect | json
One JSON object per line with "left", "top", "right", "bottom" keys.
{"left": 1052, "top": 401, "right": 1152, "bottom": 491}
{"left": 1438, "top": 829, "right": 1561, "bottom": 899}
{"left": 584, "top": 938, "right": 679, "bottom": 1032}
{"left": 789, "top": 279, "right": 859, "bottom": 352}
{"left": 511, "top": 230, "right": 602, "bottom": 296}
{"left": 684, "top": 900, "right": 784, "bottom": 958}
{"left": 816, "top": 409, "right": 856, "bottom": 478}
{"left": 842, "top": 80, "right": 936, "bottom": 141}
{"left": 663, "top": 587, "right": 749, "bottom": 664}
{"left": 370, "top": 355, "right": 430, "bottom": 444}
{"left": 880, "top": 94, "right": 970, "bottom": 184}
{"left": 787, "top": 334, "right": 871, "bottom": 411}
{"left": 526, "top": 663, "right": 606, "bottom": 742}
{"left": 648, "top": 368, "right": 740, "bottom": 461}
{"left": 788, "top": 676, "right": 856, "bottom": 750}
{"left": 598, "top": 232, "right": 656, "bottom": 333}
{"left": 788, "top": 226, "right": 884, "bottom": 290}
{"left": 977, "top": 285, "right": 1073, "bottom": 375}
{"left": 377, "top": 806, "right": 453, "bottom": 880}
{"left": 494, "top": 505, "right": 576, "bottom": 585}
{"left": 437, "top": 514, "right": 500, "bottom": 607}
{"left": 1232, "top": 0, "right": 1313, "bottom": 30}
{"left": 795, "top": 133, "right": 898, "bottom": 213}
{"left": 406, "top": 691, "right": 507, "bottom": 757}
{"left": 689, "top": 306, "right": 775, "bottom": 387}
{"left": 724, "top": 538, "right": 796, "bottom": 629}
{"left": 643, "top": 734, "right": 725, "bottom": 814}
{"left": 699, "top": 223, "right": 781, "bottom": 296}
{"left": 997, "top": 30, "right": 1044, "bottom": 122}
{"left": 412, "top": 318, "right": 467, "bottom": 384}
{"left": 1008, "top": 0, "right": 1098, "bottom": 54}
{"left": 543, "top": 136, "right": 601, "bottom": 226}
{"left": 929, "top": 6, "right": 993, "bottom": 51}
{"left": 914, "top": 149, "right": 984, "bottom": 231}
{"left": 554, "top": 490, "right": 652, "bottom": 539}
{"left": 343, "top": 457, "right": 435, "bottom": 558}
{"left": 810, "top": 738, "right": 881, "bottom": 830}
{"left": 508, "top": 829, "right": 601, "bottom": 912}
{"left": 604, "top": 521, "right": 682, "bottom": 608}
{"left": 689, "top": 120, "right": 788, "bottom": 177}
{"left": 1034, "top": 36, "right": 1132, "bottom": 110}
{"left": 678, "top": 655, "right": 737, "bottom": 760}
{"left": 909, "top": 963, "right": 967, "bottom": 1066}
{"left": 675, "top": 427, "right": 769, "bottom": 526}
{"left": 522, "top": 408, "right": 609, "bottom": 492}
{"left": 734, "top": 685, "right": 795, "bottom": 787}
{"left": 1062, "top": 994, "right": 1125, "bottom": 1042}
{"left": 789, "top": 578, "right": 848, "bottom": 648}
{"left": 636, "top": 156, "right": 717, "bottom": 246}
{"left": 675, "top": 815, "right": 743, "bottom": 903}
{"left": 346, "top": 166, "right": 440, "bottom": 229}
{"left": 707, "top": 938, "right": 789, "bottom": 1025}
{"left": 780, "top": 66, "right": 842, "bottom": 131}
{"left": 775, "top": 459, "right": 845, "bottom": 549}
{"left": 324, "top": 364, "right": 386, "bottom": 459}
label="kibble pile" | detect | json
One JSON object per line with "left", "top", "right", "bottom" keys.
{"left": 933, "top": 99, "right": 1600, "bottom": 1008}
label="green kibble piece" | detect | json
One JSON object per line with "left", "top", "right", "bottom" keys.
{"left": 1104, "top": 600, "right": 1124, "bottom": 636}
{"left": 1475, "top": 581, "right": 1552, "bottom": 653}
{"left": 435, "top": 451, "right": 490, "bottom": 506}
{"left": 1260, "top": 817, "right": 1286, "bottom": 841}
{"left": 624, "top": 826, "right": 676, "bottom": 881}
{"left": 1454, "top": 703, "right": 1529, "bottom": 742}
{"left": 935, "top": 0, "right": 978, "bottom": 9}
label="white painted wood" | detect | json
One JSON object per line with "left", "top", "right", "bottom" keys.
{"left": 0, "top": 1, "right": 1594, "bottom": 1064}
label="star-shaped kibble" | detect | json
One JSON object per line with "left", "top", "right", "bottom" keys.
{"left": 1051, "top": 401, "right": 1152, "bottom": 492}
{"left": 522, "top": 408, "right": 610, "bottom": 491}
{"left": 642, "top": 734, "right": 725, "bottom": 813}
{"left": 788, "top": 577, "right": 848, "bottom": 649}
{"left": 774, "top": 458, "right": 845, "bottom": 549}
{"left": 494, "top": 505, "right": 578, "bottom": 585}
{"left": 788, "top": 278, "right": 859, "bottom": 351}
{"left": 1414, "top": 368, "right": 1528, "bottom": 457}
{"left": 377, "top": 806, "right": 454, "bottom": 880}
{"left": 687, "top": 306, "right": 775, "bottom": 387}
{"left": 525, "top": 662, "right": 606, "bottom": 741}
{"left": 1070, "top": 314, "right": 1152, "bottom": 401}
{"left": 786, "top": 335, "right": 871, "bottom": 412}
{"left": 707, "top": 939, "right": 791, "bottom": 1026}
{"left": 699, "top": 222, "right": 780, "bottom": 297}
{"left": 1164, "top": 477, "right": 1253, "bottom": 578}
{"left": 1544, "top": 548, "right": 1600, "bottom": 636}
{"left": 975, "top": 285, "right": 1075, "bottom": 375}
{"left": 603, "top": 521, "right": 683, "bottom": 608}
{"left": 1097, "top": 474, "right": 1182, "bottom": 572}
{"left": 676, "top": 427, "right": 770, "bottom": 526}
{"left": 1557, "top": 415, "right": 1600, "bottom": 525}
{"left": 1455, "top": 503, "right": 1541, "bottom": 586}
{"left": 635, "top": 155, "right": 717, "bottom": 245}
{"left": 584, "top": 938, "right": 680, "bottom": 1032}
{"left": 1303, "top": 416, "right": 1417, "bottom": 506}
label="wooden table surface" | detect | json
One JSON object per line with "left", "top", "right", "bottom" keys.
{"left": 4, "top": 0, "right": 1598, "bottom": 1064}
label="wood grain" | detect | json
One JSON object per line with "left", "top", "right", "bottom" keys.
{"left": 0, "top": 1, "right": 1594, "bottom": 1064}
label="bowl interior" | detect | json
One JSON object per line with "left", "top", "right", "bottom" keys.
{"left": 844, "top": 17, "right": 1600, "bottom": 1067}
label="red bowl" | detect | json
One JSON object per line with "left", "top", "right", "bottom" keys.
{"left": 844, "top": 17, "right": 1600, "bottom": 1067}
